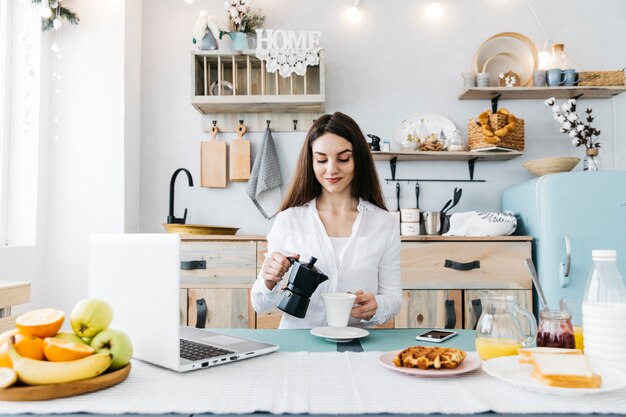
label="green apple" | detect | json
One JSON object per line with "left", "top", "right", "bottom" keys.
{"left": 70, "top": 298, "right": 113, "bottom": 338}
{"left": 90, "top": 328, "right": 133, "bottom": 371}
{"left": 53, "top": 331, "right": 89, "bottom": 345}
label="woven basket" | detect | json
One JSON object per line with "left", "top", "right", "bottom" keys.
{"left": 468, "top": 112, "right": 525, "bottom": 151}
{"left": 578, "top": 71, "right": 625, "bottom": 86}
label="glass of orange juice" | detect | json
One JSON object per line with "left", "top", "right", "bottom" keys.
{"left": 560, "top": 299, "right": 584, "bottom": 351}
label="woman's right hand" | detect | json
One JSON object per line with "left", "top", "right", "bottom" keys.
{"left": 261, "top": 252, "right": 299, "bottom": 290}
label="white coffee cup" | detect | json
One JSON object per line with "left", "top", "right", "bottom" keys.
{"left": 322, "top": 292, "right": 357, "bottom": 327}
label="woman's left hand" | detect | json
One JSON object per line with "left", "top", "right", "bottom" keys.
{"left": 350, "top": 290, "right": 377, "bottom": 320}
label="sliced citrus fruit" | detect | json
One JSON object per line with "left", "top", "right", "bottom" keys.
{"left": 0, "top": 367, "right": 18, "bottom": 389}
{"left": 43, "top": 337, "right": 95, "bottom": 362}
{"left": 15, "top": 308, "right": 65, "bottom": 338}
{"left": 14, "top": 333, "right": 45, "bottom": 360}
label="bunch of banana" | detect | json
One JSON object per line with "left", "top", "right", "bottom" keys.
{"left": 7, "top": 336, "right": 112, "bottom": 385}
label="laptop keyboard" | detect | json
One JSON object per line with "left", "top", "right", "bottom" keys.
{"left": 179, "top": 339, "right": 234, "bottom": 361}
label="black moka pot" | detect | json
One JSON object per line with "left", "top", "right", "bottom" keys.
{"left": 275, "top": 256, "right": 328, "bottom": 319}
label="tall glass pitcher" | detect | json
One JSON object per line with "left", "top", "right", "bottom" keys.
{"left": 475, "top": 293, "right": 537, "bottom": 360}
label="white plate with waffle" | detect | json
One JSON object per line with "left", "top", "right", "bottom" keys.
{"left": 379, "top": 350, "right": 482, "bottom": 377}
{"left": 483, "top": 355, "right": 626, "bottom": 395}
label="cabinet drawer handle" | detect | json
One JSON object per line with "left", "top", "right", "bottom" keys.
{"left": 444, "top": 299, "right": 456, "bottom": 329}
{"left": 181, "top": 260, "right": 206, "bottom": 270}
{"left": 196, "top": 298, "right": 207, "bottom": 328}
{"left": 444, "top": 259, "right": 480, "bottom": 271}
{"left": 472, "top": 299, "right": 482, "bottom": 330}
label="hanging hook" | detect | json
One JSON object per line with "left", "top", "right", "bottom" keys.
{"left": 238, "top": 119, "right": 244, "bottom": 125}
{"left": 293, "top": 119, "right": 298, "bottom": 131}
{"left": 212, "top": 120, "right": 217, "bottom": 127}
{"left": 266, "top": 120, "right": 271, "bottom": 128}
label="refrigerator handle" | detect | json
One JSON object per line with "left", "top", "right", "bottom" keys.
{"left": 559, "top": 235, "right": 572, "bottom": 288}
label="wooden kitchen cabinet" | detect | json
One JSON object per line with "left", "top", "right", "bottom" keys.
{"left": 179, "top": 235, "right": 532, "bottom": 330}
{"left": 187, "top": 288, "right": 251, "bottom": 328}
{"left": 400, "top": 237, "right": 532, "bottom": 330}
{"left": 395, "top": 290, "right": 462, "bottom": 329}
{"left": 180, "top": 239, "right": 258, "bottom": 328}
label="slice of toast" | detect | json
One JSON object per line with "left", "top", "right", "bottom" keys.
{"left": 530, "top": 353, "right": 601, "bottom": 389}
{"left": 518, "top": 347, "right": 582, "bottom": 364}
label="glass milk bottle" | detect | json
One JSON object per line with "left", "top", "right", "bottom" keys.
{"left": 582, "top": 250, "right": 626, "bottom": 371}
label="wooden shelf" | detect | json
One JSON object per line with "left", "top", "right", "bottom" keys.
{"left": 371, "top": 151, "right": 523, "bottom": 161}
{"left": 459, "top": 86, "right": 626, "bottom": 100}
{"left": 191, "top": 50, "right": 325, "bottom": 114}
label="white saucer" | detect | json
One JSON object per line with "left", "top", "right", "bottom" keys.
{"left": 310, "top": 326, "right": 369, "bottom": 343}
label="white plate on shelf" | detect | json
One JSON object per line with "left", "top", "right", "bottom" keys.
{"left": 482, "top": 355, "right": 626, "bottom": 396}
{"left": 379, "top": 350, "right": 482, "bottom": 377}
{"left": 310, "top": 326, "right": 369, "bottom": 343}
{"left": 394, "top": 113, "right": 456, "bottom": 145}
{"left": 473, "top": 32, "right": 538, "bottom": 86}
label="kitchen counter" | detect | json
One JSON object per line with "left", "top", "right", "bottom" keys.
{"left": 2, "top": 329, "right": 625, "bottom": 416}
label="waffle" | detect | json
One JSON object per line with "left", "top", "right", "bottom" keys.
{"left": 393, "top": 346, "right": 467, "bottom": 370}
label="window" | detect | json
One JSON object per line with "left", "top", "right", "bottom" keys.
{"left": 0, "top": 2, "right": 40, "bottom": 247}
{"left": 0, "top": 0, "right": 11, "bottom": 244}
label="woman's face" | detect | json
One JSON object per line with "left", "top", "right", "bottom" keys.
{"left": 311, "top": 133, "right": 354, "bottom": 196}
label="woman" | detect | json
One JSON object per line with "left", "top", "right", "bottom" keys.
{"left": 250, "top": 112, "right": 401, "bottom": 329}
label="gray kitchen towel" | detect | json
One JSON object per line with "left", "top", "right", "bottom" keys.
{"left": 247, "top": 126, "right": 283, "bottom": 219}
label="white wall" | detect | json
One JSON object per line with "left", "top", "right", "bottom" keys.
{"left": 140, "top": 0, "right": 626, "bottom": 235}
{"left": 41, "top": 0, "right": 131, "bottom": 316}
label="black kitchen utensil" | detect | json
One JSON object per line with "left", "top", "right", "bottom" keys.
{"left": 276, "top": 256, "right": 329, "bottom": 318}
{"left": 441, "top": 188, "right": 463, "bottom": 233}
{"left": 396, "top": 182, "right": 401, "bottom": 212}
{"left": 444, "top": 187, "right": 463, "bottom": 216}
{"left": 415, "top": 182, "right": 420, "bottom": 210}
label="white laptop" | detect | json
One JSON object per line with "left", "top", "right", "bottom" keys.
{"left": 88, "top": 233, "right": 279, "bottom": 372}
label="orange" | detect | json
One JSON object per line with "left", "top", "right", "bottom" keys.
{"left": 13, "top": 333, "right": 45, "bottom": 360}
{"left": 15, "top": 308, "right": 65, "bottom": 338}
{"left": 43, "top": 337, "right": 95, "bottom": 362}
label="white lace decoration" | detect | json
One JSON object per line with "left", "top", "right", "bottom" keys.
{"left": 255, "top": 48, "right": 321, "bottom": 78}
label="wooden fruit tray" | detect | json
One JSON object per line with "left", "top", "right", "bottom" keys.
{"left": 0, "top": 363, "right": 131, "bottom": 401}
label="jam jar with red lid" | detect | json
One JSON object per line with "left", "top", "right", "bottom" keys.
{"left": 536, "top": 309, "right": 576, "bottom": 348}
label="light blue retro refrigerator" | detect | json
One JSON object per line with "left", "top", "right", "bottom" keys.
{"left": 502, "top": 171, "right": 626, "bottom": 312}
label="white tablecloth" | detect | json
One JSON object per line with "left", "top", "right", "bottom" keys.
{"left": 2, "top": 352, "right": 626, "bottom": 415}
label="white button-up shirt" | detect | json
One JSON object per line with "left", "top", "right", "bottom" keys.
{"left": 251, "top": 198, "right": 402, "bottom": 329}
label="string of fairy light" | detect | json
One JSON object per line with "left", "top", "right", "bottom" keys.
{"left": 32, "top": 0, "right": 79, "bottom": 141}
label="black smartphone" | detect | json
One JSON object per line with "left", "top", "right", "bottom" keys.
{"left": 415, "top": 329, "right": 458, "bottom": 343}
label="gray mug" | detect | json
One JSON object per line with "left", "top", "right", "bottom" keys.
{"left": 563, "top": 69, "right": 580, "bottom": 86}
{"left": 423, "top": 211, "right": 442, "bottom": 235}
{"left": 547, "top": 69, "right": 565, "bottom": 86}
{"left": 533, "top": 70, "right": 547, "bottom": 87}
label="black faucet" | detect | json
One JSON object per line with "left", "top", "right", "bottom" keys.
{"left": 167, "top": 168, "right": 193, "bottom": 224}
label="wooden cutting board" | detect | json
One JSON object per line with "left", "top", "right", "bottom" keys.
{"left": 0, "top": 363, "right": 131, "bottom": 401}
{"left": 201, "top": 124, "right": 227, "bottom": 188}
{"left": 229, "top": 122, "right": 250, "bottom": 182}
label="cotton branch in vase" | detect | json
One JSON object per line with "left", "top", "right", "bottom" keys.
{"left": 544, "top": 97, "right": 601, "bottom": 151}
{"left": 223, "top": 0, "right": 265, "bottom": 33}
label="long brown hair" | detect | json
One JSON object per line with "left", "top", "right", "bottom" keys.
{"left": 280, "top": 112, "right": 387, "bottom": 211}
